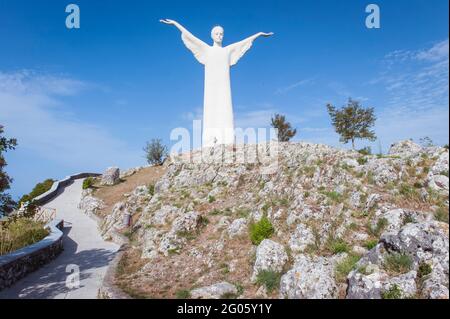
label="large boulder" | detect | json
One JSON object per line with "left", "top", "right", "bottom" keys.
{"left": 101, "top": 167, "right": 120, "bottom": 186}
{"left": 279, "top": 255, "right": 339, "bottom": 299}
{"left": 252, "top": 239, "right": 288, "bottom": 281}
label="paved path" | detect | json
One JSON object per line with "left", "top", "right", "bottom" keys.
{"left": 0, "top": 179, "right": 119, "bottom": 299}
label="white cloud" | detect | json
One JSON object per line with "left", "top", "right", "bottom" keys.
{"left": 0, "top": 70, "right": 141, "bottom": 171}
{"left": 275, "top": 78, "right": 314, "bottom": 95}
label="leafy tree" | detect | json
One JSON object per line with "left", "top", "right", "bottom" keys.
{"left": 327, "top": 98, "right": 377, "bottom": 149}
{"left": 270, "top": 114, "right": 297, "bottom": 142}
{"left": 143, "top": 138, "right": 168, "bottom": 165}
{"left": 0, "top": 125, "right": 18, "bottom": 215}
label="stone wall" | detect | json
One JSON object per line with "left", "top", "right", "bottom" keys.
{"left": 33, "top": 172, "right": 101, "bottom": 205}
{"left": 0, "top": 219, "right": 64, "bottom": 290}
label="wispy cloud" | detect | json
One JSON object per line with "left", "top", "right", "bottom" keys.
{"left": 0, "top": 70, "right": 141, "bottom": 171}
{"left": 275, "top": 78, "right": 314, "bottom": 95}
{"left": 370, "top": 39, "right": 449, "bottom": 145}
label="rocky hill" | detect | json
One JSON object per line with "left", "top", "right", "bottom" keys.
{"left": 79, "top": 140, "right": 449, "bottom": 299}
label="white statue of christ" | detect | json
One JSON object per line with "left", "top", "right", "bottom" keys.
{"left": 160, "top": 19, "right": 273, "bottom": 147}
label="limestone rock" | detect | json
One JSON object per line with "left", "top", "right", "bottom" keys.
{"left": 279, "top": 255, "right": 339, "bottom": 299}
{"left": 101, "top": 167, "right": 120, "bottom": 186}
{"left": 252, "top": 239, "right": 288, "bottom": 281}
{"left": 190, "top": 282, "right": 237, "bottom": 299}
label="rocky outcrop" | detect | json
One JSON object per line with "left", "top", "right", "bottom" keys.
{"left": 252, "top": 239, "right": 288, "bottom": 281}
{"left": 279, "top": 254, "right": 341, "bottom": 299}
{"left": 347, "top": 221, "right": 449, "bottom": 299}
{"left": 101, "top": 167, "right": 120, "bottom": 186}
{"left": 94, "top": 141, "right": 449, "bottom": 299}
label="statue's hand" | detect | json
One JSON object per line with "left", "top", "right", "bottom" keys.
{"left": 160, "top": 19, "right": 177, "bottom": 25}
{"left": 259, "top": 32, "right": 274, "bottom": 37}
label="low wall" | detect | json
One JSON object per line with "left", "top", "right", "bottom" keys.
{"left": 0, "top": 219, "right": 64, "bottom": 290}
{"left": 33, "top": 172, "right": 101, "bottom": 206}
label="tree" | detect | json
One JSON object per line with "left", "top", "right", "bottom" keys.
{"left": 270, "top": 114, "right": 297, "bottom": 142}
{"left": 327, "top": 98, "right": 377, "bottom": 149}
{"left": 143, "top": 139, "right": 168, "bottom": 165}
{"left": 1, "top": 125, "right": 18, "bottom": 215}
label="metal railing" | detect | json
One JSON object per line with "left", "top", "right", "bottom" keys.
{"left": 33, "top": 207, "right": 57, "bottom": 224}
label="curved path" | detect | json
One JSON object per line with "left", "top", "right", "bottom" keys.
{"left": 0, "top": 179, "right": 119, "bottom": 299}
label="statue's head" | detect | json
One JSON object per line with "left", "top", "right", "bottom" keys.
{"left": 211, "top": 26, "right": 224, "bottom": 45}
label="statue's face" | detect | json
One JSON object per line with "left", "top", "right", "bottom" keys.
{"left": 211, "top": 26, "right": 224, "bottom": 44}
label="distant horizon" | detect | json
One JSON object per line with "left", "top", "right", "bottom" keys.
{"left": 1, "top": 0, "right": 449, "bottom": 199}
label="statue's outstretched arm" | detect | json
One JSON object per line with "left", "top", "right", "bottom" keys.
{"left": 160, "top": 19, "right": 208, "bottom": 65}
{"left": 227, "top": 32, "right": 274, "bottom": 66}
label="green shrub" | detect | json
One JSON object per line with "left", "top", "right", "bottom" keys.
{"left": 335, "top": 254, "right": 361, "bottom": 282}
{"left": 382, "top": 284, "right": 403, "bottom": 299}
{"left": 143, "top": 138, "right": 168, "bottom": 165}
{"left": 148, "top": 183, "right": 155, "bottom": 196}
{"left": 82, "top": 177, "right": 94, "bottom": 190}
{"left": 0, "top": 218, "right": 49, "bottom": 256}
{"left": 256, "top": 270, "right": 281, "bottom": 292}
{"left": 358, "top": 147, "right": 372, "bottom": 156}
{"left": 18, "top": 179, "right": 55, "bottom": 205}
{"left": 176, "top": 289, "right": 191, "bottom": 299}
{"left": 418, "top": 262, "right": 432, "bottom": 278}
{"left": 364, "top": 239, "right": 378, "bottom": 250}
{"left": 357, "top": 157, "right": 368, "bottom": 165}
{"left": 434, "top": 206, "right": 449, "bottom": 224}
{"left": 208, "top": 195, "right": 216, "bottom": 203}
{"left": 327, "top": 238, "right": 350, "bottom": 254}
{"left": 249, "top": 216, "right": 274, "bottom": 245}
{"left": 384, "top": 253, "right": 413, "bottom": 274}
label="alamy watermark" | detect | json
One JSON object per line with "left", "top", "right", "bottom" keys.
{"left": 169, "top": 121, "right": 280, "bottom": 174}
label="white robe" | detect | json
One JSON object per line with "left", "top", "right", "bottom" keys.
{"left": 181, "top": 31, "right": 255, "bottom": 147}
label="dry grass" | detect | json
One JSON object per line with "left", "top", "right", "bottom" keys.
{"left": 93, "top": 166, "right": 166, "bottom": 218}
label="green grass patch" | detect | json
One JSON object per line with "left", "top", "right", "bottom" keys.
{"left": 335, "top": 254, "right": 361, "bottom": 283}
{"left": 384, "top": 253, "right": 413, "bottom": 274}
{"left": 249, "top": 216, "right": 274, "bottom": 245}
{"left": 382, "top": 284, "right": 403, "bottom": 299}
{"left": 255, "top": 270, "right": 282, "bottom": 293}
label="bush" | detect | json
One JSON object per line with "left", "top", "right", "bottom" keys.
{"left": 358, "top": 147, "right": 372, "bottom": 155}
{"left": 256, "top": 270, "right": 282, "bottom": 292}
{"left": 384, "top": 253, "right": 413, "bottom": 274}
{"left": 327, "top": 238, "right": 350, "bottom": 254}
{"left": 418, "top": 262, "right": 432, "bottom": 278}
{"left": 357, "top": 157, "right": 368, "bottom": 165}
{"left": 249, "top": 216, "right": 274, "bottom": 245}
{"left": 0, "top": 218, "right": 49, "bottom": 256}
{"left": 364, "top": 239, "right": 378, "bottom": 250}
{"left": 82, "top": 177, "right": 94, "bottom": 190}
{"left": 18, "top": 179, "right": 55, "bottom": 206}
{"left": 382, "top": 284, "right": 403, "bottom": 299}
{"left": 147, "top": 183, "right": 155, "bottom": 196}
{"left": 335, "top": 254, "right": 361, "bottom": 282}
{"left": 143, "top": 138, "right": 168, "bottom": 165}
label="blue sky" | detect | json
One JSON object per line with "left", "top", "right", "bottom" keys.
{"left": 0, "top": 0, "right": 449, "bottom": 199}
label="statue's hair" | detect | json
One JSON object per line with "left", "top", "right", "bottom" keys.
{"left": 211, "top": 25, "right": 224, "bottom": 38}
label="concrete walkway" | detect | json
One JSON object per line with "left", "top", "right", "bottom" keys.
{"left": 0, "top": 179, "right": 119, "bottom": 299}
